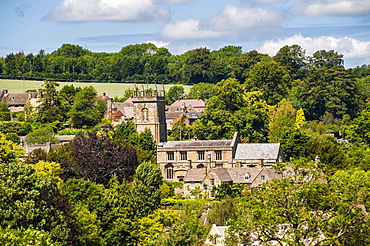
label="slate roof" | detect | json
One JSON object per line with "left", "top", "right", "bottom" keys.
{"left": 184, "top": 167, "right": 283, "bottom": 183}
{"left": 212, "top": 168, "right": 233, "bottom": 182}
{"left": 166, "top": 112, "right": 183, "bottom": 119}
{"left": 113, "top": 102, "right": 134, "bottom": 118}
{"left": 186, "top": 112, "right": 201, "bottom": 119}
{"left": 227, "top": 167, "right": 262, "bottom": 183}
{"left": 183, "top": 168, "right": 205, "bottom": 182}
{"left": 3, "top": 93, "right": 30, "bottom": 106}
{"left": 170, "top": 99, "right": 205, "bottom": 108}
{"left": 234, "top": 143, "right": 281, "bottom": 160}
{"left": 161, "top": 139, "right": 233, "bottom": 148}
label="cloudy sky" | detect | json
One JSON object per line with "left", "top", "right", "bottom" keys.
{"left": 1, "top": 0, "right": 370, "bottom": 67}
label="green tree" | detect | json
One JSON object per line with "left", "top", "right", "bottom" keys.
{"left": 138, "top": 128, "right": 156, "bottom": 154}
{"left": 193, "top": 79, "right": 269, "bottom": 142}
{"left": 37, "top": 79, "right": 64, "bottom": 123}
{"left": 227, "top": 161, "right": 370, "bottom": 246}
{"left": 295, "top": 108, "right": 306, "bottom": 129}
{"left": 169, "top": 114, "right": 193, "bottom": 141}
{"left": 25, "top": 127, "right": 59, "bottom": 145}
{"left": 183, "top": 47, "right": 214, "bottom": 84}
{"left": 68, "top": 86, "right": 107, "bottom": 128}
{"left": 346, "top": 103, "right": 370, "bottom": 145}
{"left": 246, "top": 60, "right": 291, "bottom": 105}
{"left": 230, "top": 50, "right": 270, "bottom": 82}
{"left": 297, "top": 65, "right": 361, "bottom": 121}
{"left": 273, "top": 44, "right": 307, "bottom": 80}
{"left": 0, "top": 132, "right": 24, "bottom": 164}
{"left": 166, "top": 86, "right": 185, "bottom": 105}
{"left": 59, "top": 84, "right": 81, "bottom": 118}
{"left": 0, "top": 102, "right": 10, "bottom": 121}
{"left": 0, "top": 227, "right": 60, "bottom": 246}
{"left": 114, "top": 119, "right": 139, "bottom": 145}
{"left": 186, "top": 82, "right": 215, "bottom": 101}
{"left": 0, "top": 162, "right": 69, "bottom": 244}
{"left": 132, "top": 162, "right": 163, "bottom": 218}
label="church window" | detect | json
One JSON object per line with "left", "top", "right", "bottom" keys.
{"left": 180, "top": 151, "right": 187, "bottom": 160}
{"left": 215, "top": 151, "right": 222, "bottom": 160}
{"left": 165, "top": 164, "right": 174, "bottom": 180}
{"left": 142, "top": 108, "right": 148, "bottom": 121}
{"left": 167, "top": 151, "right": 174, "bottom": 161}
{"left": 198, "top": 151, "right": 205, "bottom": 160}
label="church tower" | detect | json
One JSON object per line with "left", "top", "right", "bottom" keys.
{"left": 132, "top": 84, "right": 167, "bottom": 143}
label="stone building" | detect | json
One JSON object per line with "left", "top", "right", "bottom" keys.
{"left": 132, "top": 84, "right": 167, "bottom": 143}
{"left": 157, "top": 132, "right": 284, "bottom": 182}
{"left": 183, "top": 166, "right": 283, "bottom": 198}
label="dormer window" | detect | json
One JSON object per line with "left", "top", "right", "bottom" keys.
{"left": 244, "top": 173, "right": 250, "bottom": 180}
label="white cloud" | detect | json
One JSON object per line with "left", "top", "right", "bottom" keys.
{"left": 146, "top": 40, "right": 170, "bottom": 48}
{"left": 291, "top": 0, "right": 370, "bottom": 17}
{"left": 45, "top": 0, "right": 169, "bottom": 22}
{"left": 158, "top": 0, "right": 192, "bottom": 4}
{"left": 241, "top": 0, "right": 291, "bottom": 4}
{"left": 162, "top": 19, "right": 223, "bottom": 40}
{"left": 207, "top": 5, "right": 283, "bottom": 31}
{"left": 161, "top": 5, "right": 283, "bottom": 40}
{"left": 258, "top": 34, "right": 370, "bottom": 61}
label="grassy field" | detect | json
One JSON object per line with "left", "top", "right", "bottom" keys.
{"left": 0, "top": 79, "right": 191, "bottom": 98}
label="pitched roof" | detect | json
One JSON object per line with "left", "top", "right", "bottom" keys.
{"left": 3, "top": 93, "right": 30, "bottom": 105}
{"left": 161, "top": 139, "right": 233, "bottom": 148}
{"left": 166, "top": 112, "right": 183, "bottom": 119}
{"left": 184, "top": 168, "right": 205, "bottom": 182}
{"left": 113, "top": 101, "right": 134, "bottom": 118}
{"left": 186, "top": 112, "right": 201, "bottom": 119}
{"left": 226, "top": 167, "right": 262, "bottom": 183}
{"left": 170, "top": 99, "right": 205, "bottom": 108}
{"left": 184, "top": 167, "right": 283, "bottom": 183}
{"left": 212, "top": 168, "right": 232, "bottom": 182}
{"left": 234, "top": 143, "right": 281, "bottom": 160}
{"left": 123, "top": 97, "right": 134, "bottom": 104}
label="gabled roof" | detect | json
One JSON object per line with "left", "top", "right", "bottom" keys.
{"left": 170, "top": 99, "right": 205, "bottom": 108}
{"left": 3, "top": 93, "right": 30, "bottom": 106}
{"left": 124, "top": 97, "right": 134, "bottom": 104}
{"left": 212, "top": 168, "right": 232, "bottom": 182}
{"left": 226, "top": 167, "right": 263, "bottom": 184}
{"left": 234, "top": 143, "right": 281, "bottom": 160}
{"left": 184, "top": 167, "right": 283, "bottom": 183}
{"left": 166, "top": 112, "right": 183, "bottom": 119}
{"left": 112, "top": 101, "right": 133, "bottom": 118}
{"left": 184, "top": 168, "right": 205, "bottom": 182}
{"left": 186, "top": 111, "right": 201, "bottom": 119}
{"left": 161, "top": 139, "right": 233, "bottom": 148}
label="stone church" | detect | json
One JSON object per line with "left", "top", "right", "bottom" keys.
{"left": 104, "top": 85, "right": 284, "bottom": 183}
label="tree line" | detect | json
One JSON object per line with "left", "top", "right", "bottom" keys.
{"left": 1, "top": 43, "right": 369, "bottom": 84}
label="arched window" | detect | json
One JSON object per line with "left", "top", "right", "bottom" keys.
{"left": 165, "top": 163, "right": 174, "bottom": 180}
{"left": 142, "top": 108, "right": 149, "bottom": 121}
{"left": 244, "top": 173, "right": 250, "bottom": 180}
{"left": 196, "top": 164, "right": 205, "bottom": 168}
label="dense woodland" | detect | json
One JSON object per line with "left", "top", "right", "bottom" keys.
{"left": 0, "top": 43, "right": 370, "bottom": 245}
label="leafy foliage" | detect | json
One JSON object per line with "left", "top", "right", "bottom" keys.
{"left": 193, "top": 78, "right": 269, "bottom": 142}
{"left": 68, "top": 86, "right": 107, "bottom": 128}
{"left": 60, "top": 132, "right": 138, "bottom": 186}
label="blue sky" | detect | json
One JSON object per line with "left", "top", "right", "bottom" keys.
{"left": 1, "top": 0, "right": 370, "bottom": 67}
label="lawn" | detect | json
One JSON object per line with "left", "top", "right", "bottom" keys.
{"left": 0, "top": 79, "right": 191, "bottom": 98}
